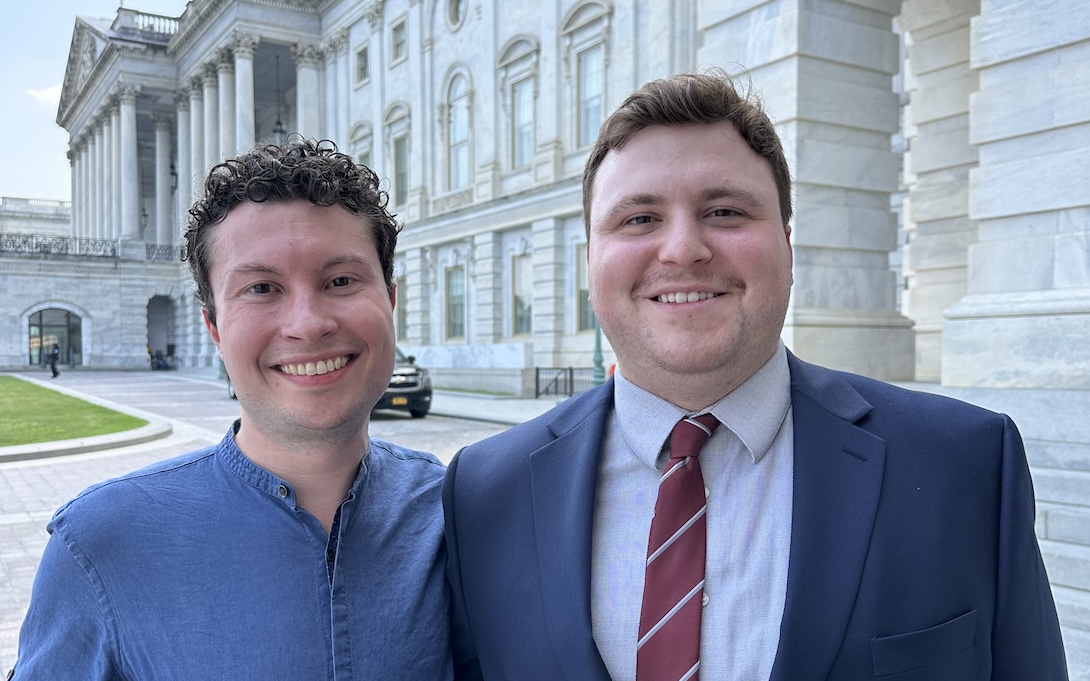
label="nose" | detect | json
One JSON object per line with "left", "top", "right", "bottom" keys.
{"left": 658, "top": 215, "right": 712, "bottom": 266}
{"left": 280, "top": 289, "right": 338, "bottom": 341}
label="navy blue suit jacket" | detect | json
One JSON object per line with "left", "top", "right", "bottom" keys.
{"left": 443, "top": 354, "right": 1068, "bottom": 680}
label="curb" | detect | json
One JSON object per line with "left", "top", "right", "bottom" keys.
{"left": 0, "top": 418, "right": 174, "bottom": 464}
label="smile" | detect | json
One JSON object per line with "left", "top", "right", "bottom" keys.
{"left": 656, "top": 291, "right": 722, "bottom": 303}
{"left": 277, "top": 356, "right": 350, "bottom": 376}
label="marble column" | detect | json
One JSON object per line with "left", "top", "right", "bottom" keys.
{"left": 232, "top": 32, "right": 259, "bottom": 152}
{"left": 323, "top": 29, "right": 348, "bottom": 142}
{"left": 101, "top": 108, "right": 114, "bottom": 239}
{"left": 188, "top": 80, "right": 204, "bottom": 200}
{"left": 293, "top": 43, "right": 322, "bottom": 138}
{"left": 154, "top": 114, "right": 172, "bottom": 245}
{"left": 363, "top": 3, "right": 385, "bottom": 172}
{"left": 111, "top": 100, "right": 122, "bottom": 240}
{"left": 118, "top": 84, "right": 141, "bottom": 243}
{"left": 67, "top": 147, "right": 76, "bottom": 236}
{"left": 404, "top": 247, "right": 432, "bottom": 346}
{"left": 531, "top": 216, "right": 565, "bottom": 367}
{"left": 472, "top": 231, "right": 503, "bottom": 343}
{"left": 78, "top": 139, "right": 89, "bottom": 238}
{"left": 174, "top": 91, "right": 191, "bottom": 237}
{"left": 94, "top": 119, "right": 106, "bottom": 239}
{"left": 217, "top": 48, "right": 236, "bottom": 157}
{"left": 202, "top": 64, "right": 219, "bottom": 170}
{"left": 941, "top": 0, "right": 1090, "bottom": 389}
{"left": 699, "top": 0, "right": 914, "bottom": 380}
{"left": 899, "top": 0, "right": 980, "bottom": 381}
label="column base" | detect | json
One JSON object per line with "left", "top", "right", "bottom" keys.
{"left": 783, "top": 307, "right": 915, "bottom": 381}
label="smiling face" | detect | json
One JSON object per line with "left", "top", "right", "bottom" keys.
{"left": 587, "top": 122, "right": 793, "bottom": 410}
{"left": 203, "top": 200, "right": 396, "bottom": 451}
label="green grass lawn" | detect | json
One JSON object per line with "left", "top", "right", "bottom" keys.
{"left": 0, "top": 375, "right": 148, "bottom": 447}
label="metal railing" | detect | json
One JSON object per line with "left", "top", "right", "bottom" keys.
{"left": 535, "top": 367, "right": 596, "bottom": 398}
{"left": 146, "top": 244, "right": 180, "bottom": 262}
{"left": 0, "top": 234, "right": 117, "bottom": 258}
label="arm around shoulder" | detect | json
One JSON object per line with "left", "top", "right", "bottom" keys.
{"left": 13, "top": 519, "right": 123, "bottom": 680}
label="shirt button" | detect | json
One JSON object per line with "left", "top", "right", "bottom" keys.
{"left": 277, "top": 484, "right": 289, "bottom": 498}
{"left": 702, "top": 592, "right": 709, "bottom": 607}
{"left": 704, "top": 487, "right": 710, "bottom": 499}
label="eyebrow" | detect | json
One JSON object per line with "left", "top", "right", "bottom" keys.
{"left": 224, "top": 255, "right": 373, "bottom": 279}
{"left": 598, "top": 186, "right": 770, "bottom": 225}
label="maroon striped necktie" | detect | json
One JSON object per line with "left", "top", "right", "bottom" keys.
{"left": 637, "top": 414, "right": 719, "bottom": 681}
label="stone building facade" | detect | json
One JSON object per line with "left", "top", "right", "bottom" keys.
{"left": 0, "top": 0, "right": 1087, "bottom": 665}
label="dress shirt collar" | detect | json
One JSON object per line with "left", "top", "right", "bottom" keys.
{"left": 613, "top": 343, "right": 791, "bottom": 471}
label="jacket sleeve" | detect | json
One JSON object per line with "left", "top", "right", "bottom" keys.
{"left": 443, "top": 449, "right": 485, "bottom": 681}
{"left": 13, "top": 518, "right": 123, "bottom": 681}
{"left": 991, "top": 415, "right": 1069, "bottom": 680}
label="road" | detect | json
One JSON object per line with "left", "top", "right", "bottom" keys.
{"left": 0, "top": 369, "right": 511, "bottom": 672}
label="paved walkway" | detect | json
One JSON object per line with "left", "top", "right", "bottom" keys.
{"left": 0, "top": 368, "right": 566, "bottom": 672}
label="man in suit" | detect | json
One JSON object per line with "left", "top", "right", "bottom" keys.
{"left": 443, "top": 71, "right": 1068, "bottom": 680}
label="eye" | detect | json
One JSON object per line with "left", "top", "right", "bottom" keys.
{"left": 624, "top": 215, "right": 654, "bottom": 226}
{"left": 330, "top": 276, "right": 354, "bottom": 288}
{"left": 709, "top": 207, "right": 743, "bottom": 218}
{"left": 248, "top": 282, "right": 273, "bottom": 294}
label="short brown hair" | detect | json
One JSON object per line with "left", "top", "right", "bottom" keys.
{"left": 183, "top": 138, "right": 399, "bottom": 326}
{"left": 582, "top": 70, "right": 793, "bottom": 234}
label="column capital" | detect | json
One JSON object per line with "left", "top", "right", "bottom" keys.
{"left": 174, "top": 90, "right": 190, "bottom": 111}
{"left": 216, "top": 47, "right": 235, "bottom": 73}
{"left": 292, "top": 43, "right": 324, "bottom": 68}
{"left": 153, "top": 113, "right": 173, "bottom": 131}
{"left": 231, "top": 31, "right": 260, "bottom": 59}
{"left": 201, "top": 63, "right": 218, "bottom": 86}
{"left": 116, "top": 83, "right": 140, "bottom": 104}
{"left": 325, "top": 27, "right": 349, "bottom": 56}
{"left": 187, "top": 77, "right": 205, "bottom": 97}
{"left": 362, "top": 0, "right": 384, "bottom": 31}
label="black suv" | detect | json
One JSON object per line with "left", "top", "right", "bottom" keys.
{"left": 373, "top": 348, "right": 432, "bottom": 418}
{"left": 226, "top": 348, "right": 432, "bottom": 418}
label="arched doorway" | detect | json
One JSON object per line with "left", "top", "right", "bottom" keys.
{"left": 147, "top": 295, "right": 176, "bottom": 369}
{"left": 28, "top": 309, "right": 82, "bottom": 367}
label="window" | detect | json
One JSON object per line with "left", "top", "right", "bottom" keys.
{"left": 396, "top": 275, "right": 408, "bottom": 340}
{"left": 512, "top": 78, "right": 534, "bottom": 168}
{"left": 355, "top": 44, "right": 370, "bottom": 85}
{"left": 576, "top": 243, "right": 595, "bottom": 331}
{"left": 391, "top": 20, "right": 408, "bottom": 63}
{"left": 393, "top": 135, "right": 408, "bottom": 205}
{"left": 28, "top": 308, "right": 82, "bottom": 366}
{"left": 512, "top": 254, "right": 533, "bottom": 335}
{"left": 577, "top": 45, "right": 603, "bottom": 148}
{"left": 358, "top": 149, "right": 372, "bottom": 170}
{"left": 446, "top": 266, "right": 466, "bottom": 340}
{"left": 448, "top": 0, "right": 467, "bottom": 29}
{"left": 448, "top": 76, "right": 471, "bottom": 191}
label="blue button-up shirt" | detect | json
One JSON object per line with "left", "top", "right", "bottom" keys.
{"left": 14, "top": 427, "right": 452, "bottom": 680}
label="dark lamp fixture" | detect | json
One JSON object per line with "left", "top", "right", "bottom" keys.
{"left": 170, "top": 161, "right": 178, "bottom": 194}
{"left": 272, "top": 54, "right": 287, "bottom": 144}
{"left": 141, "top": 207, "right": 149, "bottom": 233}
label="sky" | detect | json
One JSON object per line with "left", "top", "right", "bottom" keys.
{"left": 0, "top": 1, "right": 188, "bottom": 202}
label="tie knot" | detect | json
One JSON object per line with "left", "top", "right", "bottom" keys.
{"left": 669, "top": 414, "right": 719, "bottom": 461}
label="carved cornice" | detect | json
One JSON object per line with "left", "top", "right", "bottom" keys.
{"left": 325, "top": 27, "right": 349, "bottom": 56}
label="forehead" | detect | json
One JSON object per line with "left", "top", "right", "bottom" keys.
{"left": 591, "top": 122, "right": 777, "bottom": 208}
{"left": 207, "top": 200, "right": 375, "bottom": 270}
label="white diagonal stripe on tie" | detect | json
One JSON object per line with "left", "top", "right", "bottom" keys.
{"left": 637, "top": 579, "right": 705, "bottom": 649}
{"left": 682, "top": 416, "right": 714, "bottom": 438}
{"left": 659, "top": 456, "right": 689, "bottom": 484}
{"left": 646, "top": 504, "right": 707, "bottom": 565}
{"left": 679, "top": 661, "right": 700, "bottom": 681}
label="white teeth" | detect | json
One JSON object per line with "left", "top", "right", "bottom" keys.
{"left": 656, "top": 291, "right": 720, "bottom": 303}
{"left": 278, "top": 356, "right": 348, "bottom": 376}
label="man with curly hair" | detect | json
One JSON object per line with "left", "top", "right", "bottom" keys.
{"left": 13, "top": 140, "right": 452, "bottom": 680}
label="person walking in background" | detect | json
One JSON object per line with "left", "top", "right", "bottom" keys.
{"left": 13, "top": 140, "right": 452, "bottom": 680}
{"left": 48, "top": 343, "right": 59, "bottom": 378}
{"left": 442, "top": 71, "right": 1068, "bottom": 680}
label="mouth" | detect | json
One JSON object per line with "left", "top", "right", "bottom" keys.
{"left": 276, "top": 355, "right": 351, "bottom": 376}
{"left": 655, "top": 291, "right": 722, "bottom": 304}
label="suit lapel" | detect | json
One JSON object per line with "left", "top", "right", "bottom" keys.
{"left": 529, "top": 384, "right": 613, "bottom": 681}
{"left": 770, "top": 356, "right": 887, "bottom": 681}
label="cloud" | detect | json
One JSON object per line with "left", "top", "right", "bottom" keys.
{"left": 27, "top": 84, "right": 62, "bottom": 108}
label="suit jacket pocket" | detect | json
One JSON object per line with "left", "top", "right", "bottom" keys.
{"left": 870, "top": 610, "right": 978, "bottom": 677}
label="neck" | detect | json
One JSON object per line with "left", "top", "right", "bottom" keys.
{"left": 234, "top": 421, "right": 367, "bottom": 533}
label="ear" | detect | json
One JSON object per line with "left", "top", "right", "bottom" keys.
{"left": 202, "top": 308, "right": 221, "bottom": 348}
{"left": 389, "top": 281, "right": 397, "bottom": 311}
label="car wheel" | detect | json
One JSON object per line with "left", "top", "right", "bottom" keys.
{"left": 409, "top": 409, "right": 428, "bottom": 419}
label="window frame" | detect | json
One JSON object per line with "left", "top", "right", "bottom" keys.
{"left": 445, "top": 265, "right": 466, "bottom": 341}
{"left": 355, "top": 43, "right": 370, "bottom": 86}
{"left": 446, "top": 75, "right": 472, "bottom": 192}
{"left": 391, "top": 19, "right": 408, "bottom": 65}
{"left": 511, "top": 252, "right": 533, "bottom": 336}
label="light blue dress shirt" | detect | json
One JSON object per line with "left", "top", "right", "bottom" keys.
{"left": 591, "top": 345, "right": 794, "bottom": 681}
{"left": 14, "top": 426, "right": 452, "bottom": 681}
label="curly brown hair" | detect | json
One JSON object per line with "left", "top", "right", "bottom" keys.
{"left": 582, "top": 69, "right": 793, "bottom": 235}
{"left": 183, "top": 138, "right": 399, "bottom": 325}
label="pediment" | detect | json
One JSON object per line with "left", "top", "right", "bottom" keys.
{"left": 57, "top": 19, "right": 110, "bottom": 124}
